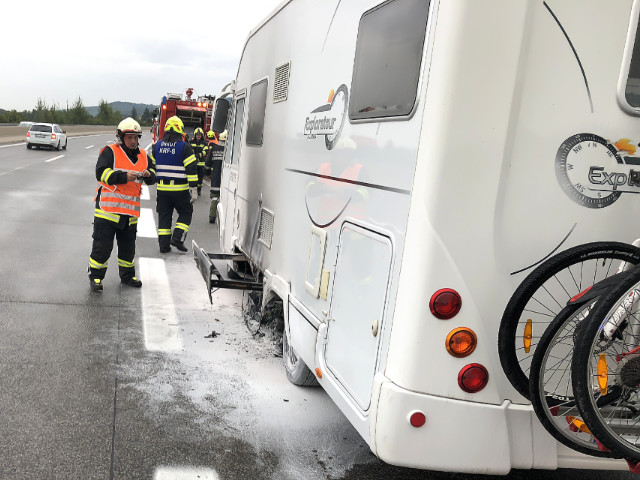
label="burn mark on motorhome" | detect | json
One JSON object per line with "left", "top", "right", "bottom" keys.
{"left": 510, "top": 223, "right": 577, "bottom": 275}
{"left": 543, "top": 1, "right": 594, "bottom": 113}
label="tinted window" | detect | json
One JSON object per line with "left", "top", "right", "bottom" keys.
{"left": 246, "top": 79, "right": 268, "bottom": 146}
{"left": 625, "top": 15, "right": 640, "bottom": 107}
{"left": 349, "top": 0, "right": 430, "bottom": 120}
{"left": 30, "top": 124, "right": 52, "bottom": 133}
{"left": 231, "top": 98, "right": 246, "bottom": 165}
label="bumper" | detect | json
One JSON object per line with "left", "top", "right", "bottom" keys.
{"left": 369, "top": 377, "right": 629, "bottom": 474}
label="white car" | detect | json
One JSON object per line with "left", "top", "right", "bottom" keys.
{"left": 26, "top": 123, "right": 67, "bottom": 150}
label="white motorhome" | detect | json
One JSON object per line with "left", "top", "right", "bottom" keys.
{"left": 194, "top": 0, "right": 640, "bottom": 474}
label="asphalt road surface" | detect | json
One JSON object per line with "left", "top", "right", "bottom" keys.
{"left": 0, "top": 134, "right": 637, "bottom": 480}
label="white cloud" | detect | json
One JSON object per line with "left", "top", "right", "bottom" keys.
{"left": 2, "top": 0, "right": 284, "bottom": 110}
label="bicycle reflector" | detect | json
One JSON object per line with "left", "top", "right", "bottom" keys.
{"left": 523, "top": 319, "right": 533, "bottom": 353}
{"left": 429, "top": 289, "right": 461, "bottom": 319}
{"left": 597, "top": 353, "right": 608, "bottom": 396}
{"left": 458, "top": 364, "right": 489, "bottom": 393}
{"left": 446, "top": 328, "right": 477, "bottom": 357}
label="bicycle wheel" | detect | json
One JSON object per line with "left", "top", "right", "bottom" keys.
{"left": 499, "top": 242, "right": 640, "bottom": 399}
{"left": 529, "top": 301, "right": 617, "bottom": 457}
{"left": 572, "top": 265, "right": 640, "bottom": 462}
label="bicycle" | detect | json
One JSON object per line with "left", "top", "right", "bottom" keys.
{"left": 499, "top": 242, "right": 640, "bottom": 399}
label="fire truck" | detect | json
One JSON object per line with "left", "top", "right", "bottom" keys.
{"left": 152, "top": 87, "right": 215, "bottom": 142}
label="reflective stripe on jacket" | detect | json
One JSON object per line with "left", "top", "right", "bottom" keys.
{"left": 97, "top": 145, "right": 147, "bottom": 218}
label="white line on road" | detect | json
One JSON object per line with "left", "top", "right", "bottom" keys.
{"left": 139, "top": 258, "right": 183, "bottom": 352}
{"left": 0, "top": 143, "right": 24, "bottom": 149}
{"left": 138, "top": 207, "right": 157, "bottom": 238}
{"left": 153, "top": 467, "right": 219, "bottom": 480}
{"left": 45, "top": 155, "right": 65, "bottom": 163}
{"left": 84, "top": 145, "right": 94, "bottom": 149}
{"left": 141, "top": 184, "right": 150, "bottom": 200}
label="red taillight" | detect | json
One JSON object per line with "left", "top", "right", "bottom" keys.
{"left": 429, "top": 288, "right": 461, "bottom": 319}
{"left": 26, "top": 132, "right": 30, "bottom": 137}
{"left": 409, "top": 411, "right": 426, "bottom": 428}
{"left": 51, "top": 133, "right": 57, "bottom": 140}
{"left": 458, "top": 364, "right": 489, "bottom": 393}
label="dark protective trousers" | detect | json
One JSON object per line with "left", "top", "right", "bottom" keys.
{"left": 197, "top": 165, "right": 205, "bottom": 192}
{"left": 88, "top": 217, "right": 137, "bottom": 281}
{"left": 156, "top": 190, "right": 193, "bottom": 249}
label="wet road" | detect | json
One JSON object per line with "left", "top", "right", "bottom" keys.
{"left": 0, "top": 134, "right": 636, "bottom": 480}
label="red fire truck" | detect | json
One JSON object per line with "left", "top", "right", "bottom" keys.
{"left": 152, "top": 87, "right": 215, "bottom": 142}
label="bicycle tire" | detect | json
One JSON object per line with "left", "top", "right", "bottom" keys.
{"left": 529, "top": 301, "right": 617, "bottom": 457}
{"left": 572, "top": 265, "right": 640, "bottom": 462}
{"left": 499, "top": 241, "right": 640, "bottom": 399}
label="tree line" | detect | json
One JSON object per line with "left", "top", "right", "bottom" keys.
{"left": 0, "top": 97, "right": 154, "bottom": 126}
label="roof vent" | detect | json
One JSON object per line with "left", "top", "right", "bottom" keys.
{"left": 273, "top": 61, "right": 291, "bottom": 103}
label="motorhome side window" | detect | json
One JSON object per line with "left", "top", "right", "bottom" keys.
{"left": 246, "top": 79, "right": 268, "bottom": 146}
{"left": 624, "top": 13, "right": 640, "bottom": 108}
{"left": 230, "top": 98, "right": 246, "bottom": 165}
{"left": 349, "top": 0, "right": 430, "bottom": 121}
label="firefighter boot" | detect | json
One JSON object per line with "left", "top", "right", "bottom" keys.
{"left": 121, "top": 276, "right": 143, "bottom": 288}
{"left": 170, "top": 238, "right": 188, "bottom": 252}
{"left": 90, "top": 278, "right": 104, "bottom": 292}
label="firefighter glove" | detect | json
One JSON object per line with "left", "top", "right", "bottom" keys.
{"left": 189, "top": 187, "right": 198, "bottom": 203}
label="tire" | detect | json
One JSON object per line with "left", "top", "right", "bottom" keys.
{"left": 26, "top": 143, "right": 31, "bottom": 149}
{"left": 62, "top": 139, "right": 67, "bottom": 150}
{"left": 529, "top": 302, "right": 618, "bottom": 457}
{"left": 498, "top": 242, "right": 640, "bottom": 399}
{"left": 572, "top": 265, "right": 640, "bottom": 461}
{"left": 55, "top": 140, "right": 61, "bottom": 151}
{"left": 283, "top": 326, "right": 319, "bottom": 386}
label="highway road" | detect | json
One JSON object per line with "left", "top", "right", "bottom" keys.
{"left": 0, "top": 133, "right": 636, "bottom": 480}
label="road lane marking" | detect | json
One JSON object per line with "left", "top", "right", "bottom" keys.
{"left": 153, "top": 467, "right": 219, "bottom": 479}
{"left": 139, "top": 258, "right": 183, "bottom": 352}
{"left": 138, "top": 207, "right": 157, "bottom": 238}
{"left": 45, "top": 155, "right": 65, "bottom": 163}
{"left": 141, "top": 184, "right": 150, "bottom": 200}
{"left": 0, "top": 143, "right": 25, "bottom": 149}
{"left": 85, "top": 145, "right": 94, "bottom": 149}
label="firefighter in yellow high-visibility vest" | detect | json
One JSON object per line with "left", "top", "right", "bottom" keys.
{"left": 88, "top": 118, "right": 156, "bottom": 292}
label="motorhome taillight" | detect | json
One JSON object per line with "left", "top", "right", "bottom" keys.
{"left": 408, "top": 411, "right": 426, "bottom": 428}
{"left": 429, "top": 289, "right": 461, "bottom": 319}
{"left": 315, "top": 368, "right": 323, "bottom": 379}
{"left": 458, "top": 364, "right": 488, "bottom": 393}
{"left": 446, "top": 328, "right": 477, "bottom": 357}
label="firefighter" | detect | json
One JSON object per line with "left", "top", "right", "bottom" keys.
{"left": 205, "top": 130, "right": 226, "bottom": 223}
{"left": 191, "top": 127, "right": 207, "bottom": 196}
{"left": 88, "top": 118, "right": 155, "bottom": 292}
{"left": 150, "top": 116, "right": 198, "bottom": 253}
{"left": 203, "top": 130, "right": 217, "bottom": 176}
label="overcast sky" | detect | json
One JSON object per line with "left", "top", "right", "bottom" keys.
{"left": 2, "top": 0, "right": 285, "bottom": 111}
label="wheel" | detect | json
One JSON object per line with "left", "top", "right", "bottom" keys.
{"left": 283, "top": 326, "right": 319, "bottom": 386}
{"left": 529, "top": 302, "right": 618, "bottom": 457}
{"left": 55, "top": 140, "right": 60, "bottom": 151}
{"left": 572, "top": 265, "right": 640, "bottom": 462}
{"left": 62, "top": 139, "right": 67, "bottom": 150}
{"left": 26, "top": 143, "right": 31, "bottom": 149}
{"left": 498, "top": 242, "right": 640, "bottom": 399}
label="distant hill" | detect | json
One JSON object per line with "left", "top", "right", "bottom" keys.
{"left": 86, "top": 101, "right": 157, "bottom": 117}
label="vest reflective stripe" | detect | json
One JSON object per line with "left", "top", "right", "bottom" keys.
{"left": 157, "top": 182, "right": 189, "bottom": 192}
{"left": 156, "top": 165, "right": 187, "bottom": 179}
{"left": 93, "top": 208, "right": 139, "bottom": 225}
{"left": 97, "top": 145, "right": 147, "bottom": 218}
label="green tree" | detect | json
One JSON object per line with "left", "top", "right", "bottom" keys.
{"left": 140, "top": 107, "right": 152, "bottom": 126}
{"left": 130, "top": 106, "right": 138, "bottom": 121}
{"left": 67, "top": 96, "right": 91, "bottom": 125}
{"left": 96, "top": 99, "right": 118, "bottom": 125}
{"left": 33, "top": 98, "right": 48, "bottom": 122}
